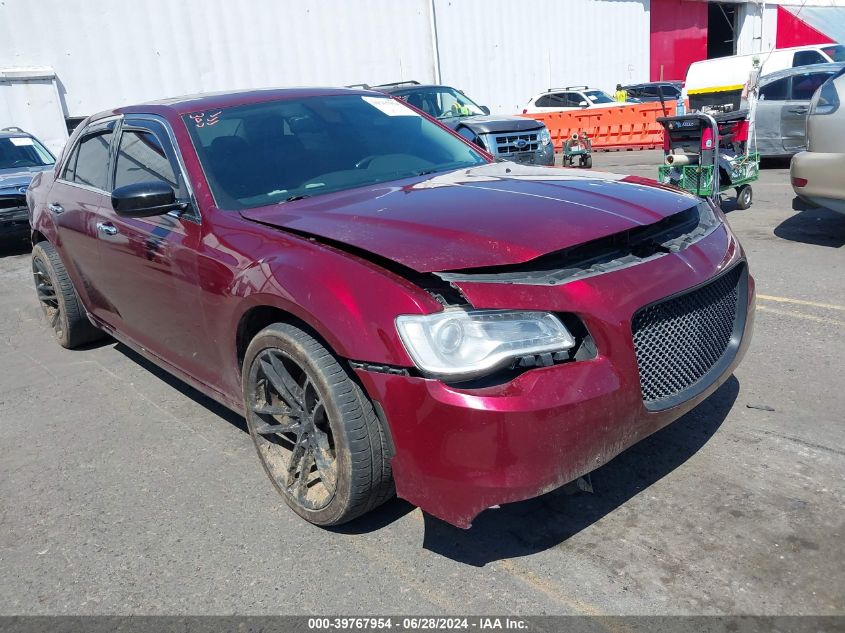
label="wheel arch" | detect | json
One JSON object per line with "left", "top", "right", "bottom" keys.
{"left": 235, "top": 303, "right": 335, "bottom": 372}
{"left": 31, "top": 229, "right": 48, "bottom": 245}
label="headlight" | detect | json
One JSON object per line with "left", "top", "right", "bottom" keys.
{"left": 539, "top": 128, "right": 552, "bottom": 146}
{"left": 395, "top": 309, "right": 575, "bottom": 380}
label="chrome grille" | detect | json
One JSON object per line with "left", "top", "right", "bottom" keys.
{"left": 494, "top": 133, "right": 539, "bottom": 156}
{"left": 632, "top": 264, "right": 745, "bottom": 409}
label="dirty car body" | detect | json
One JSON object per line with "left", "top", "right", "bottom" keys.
{"left": 28, "top": 88, "right": 754, "bottom": 528}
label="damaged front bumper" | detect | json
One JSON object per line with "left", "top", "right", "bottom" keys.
{"left": 353, "top": 223, "right": 755, "bottom": 528}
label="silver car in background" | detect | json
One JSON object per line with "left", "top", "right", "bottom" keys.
{"left": 791, "top": 66, "right": 845, "bottom": 214}
{"left": 756, "top": 63, "right": 845, "bottom": 158}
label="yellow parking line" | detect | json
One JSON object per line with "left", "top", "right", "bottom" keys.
{"left": 757, "top": 294, "right": 845, "bottom": 312}
{"left": 757, "top": 305, "right": 845, "bottom": 327}
{"left": 497, "top": 558, "right": 606, "bottom": 617}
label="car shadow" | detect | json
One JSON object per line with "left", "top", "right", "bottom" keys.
{"left": 420, "top": 376, "right": 740, "bottom": 567}
{"left": 113, "top": 342, "right": 249, "bottom": 434}
{"left": 109, "top": 341, "right": 738, "bottom": 549}
{"left": 112, "top": 341, "right": 420, "bottom": 527}
{"left": 759, "top": 156, "right": 792, "bottom": 170}
{"left": 775, "top": 203, "right": 845, "bottom": 248}
{"left": 0, "top": 236, "right": 32, "bottom": 257}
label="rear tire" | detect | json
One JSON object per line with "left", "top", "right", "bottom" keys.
{"left": 242, "top": 322, "right": 394, "bottom": 526}
{"left": 31, "top": 241, "right": 103, "bottom": 349}
{"left": 580, "top": 155, "right": 592, "bottom": 169}
{"left": 736, "top": 184, "right": 753, "bottom": 210}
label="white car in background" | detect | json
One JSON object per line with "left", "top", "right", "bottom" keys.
{"left": 522, "top": 86, "right": 633, "bottom": 114}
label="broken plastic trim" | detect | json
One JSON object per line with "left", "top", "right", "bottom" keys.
{"left": 440, "top": 313, "right": 595, "bottom": 389}
{"left": 434, "top": 202, "right": 718, "bottom": 286}
{"left": 347, "top": 360, "right": 411, "bottom": 376}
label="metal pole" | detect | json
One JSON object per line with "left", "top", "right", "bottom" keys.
{"left": 428, "top": 0, "right": 442, "bottom": 84}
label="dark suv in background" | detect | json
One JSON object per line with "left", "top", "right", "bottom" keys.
{"left": 0, "top": 127, "right": 55, "bottom": 238}
{"left": 370, "top": 81, "right": 555, "bottom": 166}
{"left": 623, "top": 82, "right": 682, "bottom": 103}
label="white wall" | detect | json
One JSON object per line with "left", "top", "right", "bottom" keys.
{"left": 736, "top": 3, "right": 780, "bottom": 56}
{"left": 0, "top": 68, "right": 68, "bottom": 154}
{"left": 0, "top": 0, "right": 650, "bottom": 122}
{"left": 0, "top": 0, "right": 438, "bottom": 118}
{"left": 434, "top": 0, "right": 651, "bottom": 113}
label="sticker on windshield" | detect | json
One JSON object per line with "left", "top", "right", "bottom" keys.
{"left": 188, "top": 111, "right": 222, "bottom": 127}
{"left": 9, "top": 137, "right": 34, "bottom": 146}
{"left": 361, "top": 96, "right": 420, "bottom": 117}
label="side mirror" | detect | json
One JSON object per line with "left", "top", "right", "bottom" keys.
{"left": 111, "top": 181, "right": 184, "bottom": 217}
{"left": 480, "top": 105, "right": 491, "bottom": 115}
{"left": 579, "top": 101, "right": 589, "bottom": 108}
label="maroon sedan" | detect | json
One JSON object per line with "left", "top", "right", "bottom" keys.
{"left": 27, "top": 88, "right": 754, "bottom": 528}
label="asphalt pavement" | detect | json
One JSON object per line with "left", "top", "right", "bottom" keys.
{"left": 0, "top": 150, "right": 842, "bottom": 616}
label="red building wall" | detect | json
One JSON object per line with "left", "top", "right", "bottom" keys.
{"left": 775, "top": 6, "right": 834, "bottom": 48}
{"left": 650, "top": 0, "right": 708, "bottom": 81}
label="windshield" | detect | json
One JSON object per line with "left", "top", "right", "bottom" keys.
{"left": 584, "top": 90, "right": 616, "bottom": 104}
{"left": 0, "top": 136, "right": 55, "bottom": 170}
{"left": 184, "top": 94, "right": 487, "bottom": 210}
{"left": 395, "top": 87, "right": 485, "bottom": 120}
{"left": 822, "top": 44, "right": 845, "bottom": 62}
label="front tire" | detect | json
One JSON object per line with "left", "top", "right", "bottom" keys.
{"left": 242, "top": 323, "right": 394, "bottom": 526}
{"left": 736, "top": 184, "right": 753, "bottom": 210}
{"left": 31, "top": 241, "right": 103, "bottom": 349}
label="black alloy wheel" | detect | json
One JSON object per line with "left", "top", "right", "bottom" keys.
{"left": 242, "top": 323, "right": 394, "bottom": 526}
{"left": 31, "top": 241, "right": 103, "bottom": 349}
{"left": 32, "top": 253, "right": 62, "bottom": 339}
{"left": 248, "top": 348, "right": 339, "bottom": 511}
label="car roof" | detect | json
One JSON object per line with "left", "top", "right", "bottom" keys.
{"left": 87, "top": 87, "right": 386, "bottom": 122}
{"left": 531, "top": 87, "right": 592, "bottom": 98}
{"left": 760, "top": 62, "right": 845, "bottom": 85}
{"left": 376, "top": 84, "right": 456, "bottom": 94}
{"left": 623, "top": 82, "right": 682, "bottom": 88}
{"left": 0, "top": 128, "right": 32, "bottom": 139}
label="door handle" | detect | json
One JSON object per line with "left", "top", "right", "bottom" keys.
{"left": 789, "top": 107, "right": 809, "bottom": 114}
{"left": 96, "top": 222, "right": 119, "bottom": 236}
{"left": 48, "top": 203, "right": 64, "bottom": 214}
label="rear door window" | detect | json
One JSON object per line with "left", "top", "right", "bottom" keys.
{"left": 760, "top": 77, "right": 789, "bottom": 101}
{"left": 62, "top": 121, "right": 115, "bottom": 190}
{"left": 563, "top": 92, "right": 583, "bottom": 107}
{"left": 790, "top": 72, "right": 835, "bottom": 101}
{"left": 536, "top": 94, "right": 567, "bottom": 108}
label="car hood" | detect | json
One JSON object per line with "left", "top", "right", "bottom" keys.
{"left": 239, "top": 162, "right": 699, "bottom": 273}
{"left": 0, "top": 166, "right": 50, "bottom": 193}
{"left": 443, "top": 115, "right": 544, "bottom": 134}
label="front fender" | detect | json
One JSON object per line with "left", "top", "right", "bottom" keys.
{"left": 227, "top": 237, "right": 444, "bottom": 370}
